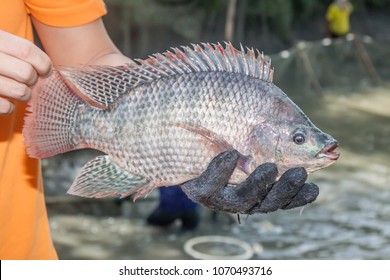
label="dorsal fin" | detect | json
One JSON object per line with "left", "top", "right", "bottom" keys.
{"left": 60, "top": 42, "right": 274, "bottom": 109}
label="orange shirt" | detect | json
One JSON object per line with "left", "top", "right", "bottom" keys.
{"left": 0, "top": 0, "right": 106, "bottom": 259}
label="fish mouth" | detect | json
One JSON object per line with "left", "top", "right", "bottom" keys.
{"left": 317, "top": 141, "right": 340, "bottom": 160}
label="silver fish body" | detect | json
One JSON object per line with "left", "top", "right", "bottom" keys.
{"left": 79, "top": 72, "right": 276, "bottom": 184}
{"left": 23, "top": 43, "right": 339, "bottom": 199}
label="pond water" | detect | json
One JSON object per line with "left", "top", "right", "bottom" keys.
{"left": 46, "top": 85, "right": 390, "bottom": 259}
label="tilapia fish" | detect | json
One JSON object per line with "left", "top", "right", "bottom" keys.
{"left": 23, "top": 42, "right": 340, "bottom": 199}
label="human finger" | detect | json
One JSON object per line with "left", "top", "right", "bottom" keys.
{"left": 0, "top": 52, "right": 39, "bottom": 86}
{"left": 282, "top": 183, "right": 319, "bottom": 209}
{"left": 254, "top": 167, "right": 307, "bottom": 213}
{"left": 0, "top": 97, "right": 15, "bottom": 115}
{"left": 188, "top": 150, "right": 239, "bottom": 187}
{"left": 0, "top": 30, "right": 52, "bottom": 76}
{"left": 181, "top": 150, "right": 239, "bottom": 204}
{"left": 0, "top": 74, "right": 32, "bottom": 102}
{"left": 235, "top": 162, "right": 278, "bottom": 199}
{"left": 204, "top": 163, "right": 278, "bottom": 213}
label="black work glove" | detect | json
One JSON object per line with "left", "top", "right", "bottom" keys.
{"left": 181, "top": 150, "right": 319, "bottom": 214}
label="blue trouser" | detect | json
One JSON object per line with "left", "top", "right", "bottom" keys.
{"left": 157, "top": 185, "right": 199, "bottom": 213}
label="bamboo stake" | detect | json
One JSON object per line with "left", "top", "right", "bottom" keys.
{"left": 297, "top": 47, "right": 323, "bottom": 95}
{"left": 225, "top": 0, "right": 237, "bottom": 42}
{"left": 353, "top": 34, "right": 382, "bottom": 86}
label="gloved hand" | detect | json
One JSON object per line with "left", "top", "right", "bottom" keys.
{"left": 181, "top": 150, "right": 319, "bottom": 214}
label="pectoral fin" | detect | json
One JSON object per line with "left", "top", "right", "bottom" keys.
{"left": 67, "top": 155, "right": 149, "bottom": 198}
{"left": 176, "top": 123, "right": 253, "bottom": 175}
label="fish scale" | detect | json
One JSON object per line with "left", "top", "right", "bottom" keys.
{"left": 23, "top": 42, "right": 339, "bottom": 199}
{"left": 83, "top": 72, "right": 257, "bottom": 187}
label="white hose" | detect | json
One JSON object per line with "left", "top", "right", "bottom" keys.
{"left": 183, "top": 235, "right": 254, "bottom": 260}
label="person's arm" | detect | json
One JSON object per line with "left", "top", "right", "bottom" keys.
{"left": 31, "top": 17, "right": 132, "bottom": 67}
{"left": 0, "top": 18, "right": 128, "bottom": 115}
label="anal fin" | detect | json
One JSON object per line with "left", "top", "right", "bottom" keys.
{"left": 67, "top": 155, "right": 149, "bottom": 198}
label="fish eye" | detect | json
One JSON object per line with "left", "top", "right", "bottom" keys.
{"left": 293, "top": 133, "right": 305, "bottom": 145}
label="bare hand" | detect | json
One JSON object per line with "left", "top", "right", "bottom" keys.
{"left": 0, "top": 30, "right": 52, "bottom": 114}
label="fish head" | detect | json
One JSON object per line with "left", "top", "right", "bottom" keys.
{"left": 272, "top": 123, "right": 340, "bottom": 174}
{"left": 249, "top": 92, "right": 340, "bottom": 175}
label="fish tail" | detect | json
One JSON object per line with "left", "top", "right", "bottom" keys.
{"left": 23, "top": 71, "right": 83, "bottom": 158}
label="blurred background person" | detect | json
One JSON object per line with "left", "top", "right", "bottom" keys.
{"left": 326, "top": 0, "right": 353, "bottom": 38}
